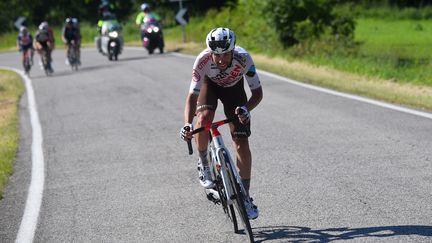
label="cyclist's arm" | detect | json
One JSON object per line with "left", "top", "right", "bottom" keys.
{"left": 243, "top": 52, "right": 263, "bottom": 111}
{"left": 184, "top": 92, "right": 198, "bottom": 124}
{"left": 61, "top": 27, "right": 67, "bottom": 44}
{"left": 16, "top": 36, "right": 20, "bottom": 50}
{"left": 245, "top": 86, "right": 263, "bottom": 112}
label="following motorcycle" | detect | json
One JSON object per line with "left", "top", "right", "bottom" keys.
{"left": 97, "top": 19, "right": 123, "bottom": 61}
{"left": 140, "top": 16, "right": 164, "bottom": 54}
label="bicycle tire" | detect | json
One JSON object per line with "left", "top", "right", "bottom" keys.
{"left": 23, "top": 55, "right": 31, "bottom": 74}
{"left": 210, "top": 147, "right": 238, "bottom": 232}
{"left": 215, "top": 174, "right": 238, "bottom": 233}
{"left": 223, "top": 151, "right": 254, "bottom": 242}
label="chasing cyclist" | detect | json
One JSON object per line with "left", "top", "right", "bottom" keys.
{"left": 180, "top": 27, "right": 263, "bottom": 220}
{"left": 62, "top": 17, "right": 81, "bottom": 65}
{"left": 16, "top": 26, "right": 34, "bottom": 69}
{"left": 34, "top": 21, "right": 55, "bottom": 73}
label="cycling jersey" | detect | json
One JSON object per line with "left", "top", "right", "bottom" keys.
{"left": 189, "top": 46, "right": 261, "bottom": 94}
{"left": 62, "top": 26, "right": 80, "bottom": 42}
{"left": 17, "top": 33, "right": 33, "bottom": 49}
{"left": 35, "top": 30, "right": 50, "bottom": 43}
{"left": 136, "top": 12, "right": 161, "bottom": 26}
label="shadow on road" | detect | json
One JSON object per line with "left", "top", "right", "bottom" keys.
{"left": 29, "top": 64, "right": 116, "bottom": 79}
{"left": 117, "top": 53, "right": 171, "bottom": 62}
{"left": 253, "top": 225, "right": 432, "bottom": 242}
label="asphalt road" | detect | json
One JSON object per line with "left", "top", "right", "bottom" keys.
{"left": 0, "top": 47, "right": 431, "bottom": 242}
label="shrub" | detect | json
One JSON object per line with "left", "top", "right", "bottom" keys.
{"left": 265, "top": 0, "right": 355, "bottom": 48}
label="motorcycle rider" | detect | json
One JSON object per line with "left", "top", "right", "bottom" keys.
{"left": 62, "top": 17, "right": 81, "bottom": 65}
{"left": 180, "top": 27, "right": 263, "bottom": 220}
{"left": 34, "top": 22, "right": 54, "bottom": 73}
{"left": 96, "top": 0, "right": 118, "bottom": 53}
{"left": 16, "top": 26, "right": 34, "bottom": 67}
{"left": 135, "top": 3, "right": 164, "bottom": 51}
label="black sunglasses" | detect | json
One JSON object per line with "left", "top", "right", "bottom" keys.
{"left": 208, "top": 40, "right": 230, "bottom": 51}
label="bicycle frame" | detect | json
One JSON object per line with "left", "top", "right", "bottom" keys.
{"left": 188, "top": 118, "right": 249, "bottom": 203}
{"left": 187, "top": 118, "right": 254, "bottom": 242}
{"left": 67, "top": 42, "right": 79, "bottom": 70}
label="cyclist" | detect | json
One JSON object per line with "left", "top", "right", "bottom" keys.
{"left": 16, "top": 26, "right": 34, "bottom": 67}
{"left": 135, "top": 3, "right": 164, "bottom": 48}
{"left": 34, "top": 22, "right": 55, "bottom": 73}
{"left": 62, "top": 17, "right": 81, "bottom": 65}
{"left": 180, "top": 27, "right": 263, "bottom": 220}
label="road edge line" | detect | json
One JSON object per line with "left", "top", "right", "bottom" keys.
{"left": 1, "top": 67, "right": 45, "bottom": 243}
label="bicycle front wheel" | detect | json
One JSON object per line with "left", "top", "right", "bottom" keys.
{"left": 222, "top": 151, "right": 254, "bottom": 242}
{"left": 211, "top": 148, "right": 238, "bottom": 233}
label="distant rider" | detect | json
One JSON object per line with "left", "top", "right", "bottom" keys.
{"left": 135, "top": 3, "right": 164, "bottom": 50}
{"left": 62, "top": 17, "right": 81, "bottom": 65}
{"left": 16, "top": 26, "right": 34, "bottom": 67}
{"left": 96, "top": 0, "right": 117, "bottom": 53}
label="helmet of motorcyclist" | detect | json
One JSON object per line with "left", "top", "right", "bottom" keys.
{"left": 141, "top": 3, "right": 150, "bottom": 13}
{"left": 206, "top": 27, "right": 236, "bottom": 54}
{"left": 99, "top": 0, "right": 109, "bottom": 9}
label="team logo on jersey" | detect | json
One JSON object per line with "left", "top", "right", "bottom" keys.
{"left": 211, "top": 63, "right": 243, "bottom": 87}
{"left": 197, "top": 54, "right": 212, "bottom": 70}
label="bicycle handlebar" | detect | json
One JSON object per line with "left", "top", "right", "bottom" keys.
{"left": 186, "top": 118, "right": 236, "bottom": 155}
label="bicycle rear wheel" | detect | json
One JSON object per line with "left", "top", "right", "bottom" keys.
{"left": 222, "top": 150, "right": 254, "bottom": 242}
{"left": 23, "top": 56, "right": 31, "bottom": 74}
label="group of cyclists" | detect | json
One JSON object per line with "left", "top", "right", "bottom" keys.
{"left": 17, "top": 1, "right": 165, "bottom": 73}
{"left": 16, "top": 18, "right": 81, "bottom": 74}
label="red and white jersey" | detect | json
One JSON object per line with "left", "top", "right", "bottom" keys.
{"left": 189, "top": 46, "right": 261, "bottom": 94}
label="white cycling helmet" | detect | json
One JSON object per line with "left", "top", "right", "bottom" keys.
{"left": 141, "top": 3, "right": 150, "bottom": 12}
{"left": 19, "top": 26, "right": 28, "bottom": 33}
{"left": 39, "top": 21, "right": 49, "bottom": 30}
{"left": 206, "top": 27, "right": 236, "bottom": 54}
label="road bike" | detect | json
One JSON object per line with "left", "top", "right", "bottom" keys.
{"left": 38, "top": 45, "right": 53, "bottom": 76}
{"left": 22, "top": 48, "right": 32, "bottom": 75}
{"left": 67, "top": 40, "right": 79, "bottom": 71}
{"left": 187, "top": 118, "right": 254, "bottom": 242}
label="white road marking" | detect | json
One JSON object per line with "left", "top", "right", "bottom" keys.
{"left": 0, "top": 67, "right": 45, "bottom": 243}
{"left": 169, "top": 52, "right": 432, "bottom": 120}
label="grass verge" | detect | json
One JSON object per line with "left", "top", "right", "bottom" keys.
{"left": 0, "top": 70, "right": 24, "bottom": 199}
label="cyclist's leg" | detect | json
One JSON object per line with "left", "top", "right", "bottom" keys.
{"left": 196, "top": 78, "right": 218, "bottom": 153}
{"left": 232, "top": 138, "right": 252, "bottom": 185}
{"left": 30, "top": 46, "right": 34, "bottom": 65}
{"left": 66, "top": 41, "right": 70, "bottom": 58}
{"left": 20, "top": 47, "right": 26, "bottom": 67}
{"left": 77, "top": 39, "right": 81, "bottom": 64}
{"left": 218, "top": 79, "right": 251, "bottom": 184}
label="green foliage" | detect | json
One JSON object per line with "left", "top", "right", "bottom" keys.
{"left": 265, "top": 0, "right": 356, "bottom": 48}
{"left": 0, "top": 70, "right": 24, "bottom": 199}
{"left": 180, "top": 0, "right": 282, "bottom": 54}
